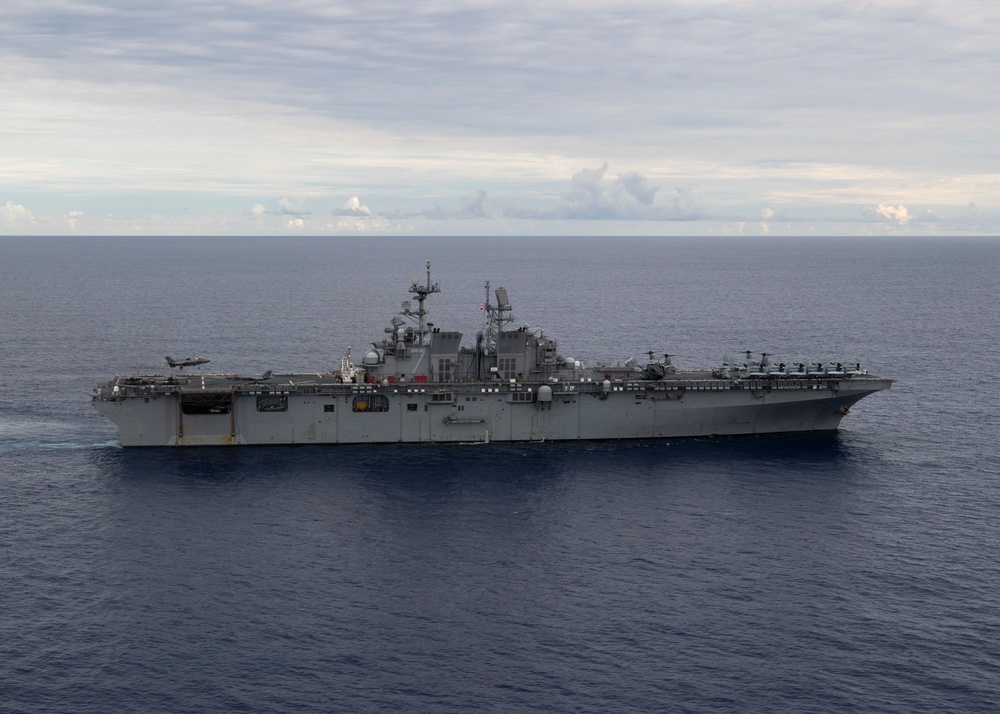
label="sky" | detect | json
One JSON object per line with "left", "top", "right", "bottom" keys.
{"left": 1, "top": 0, "right": 998, "bottom": 236}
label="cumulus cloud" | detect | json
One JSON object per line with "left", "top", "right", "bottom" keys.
{"left": 875, "top": 203, "right": 910, "bottom": 225}
{"left": 250, "top": 203, "right": 266, "bottom": 218}
{"left": 457, "top": 189, "right": 489, "bottom": 218}
{"left": 285, "top": 217, "right": 305, "bottom": 228}
{"left": 616, "top": 172, "right": 658, "bottom": 205}
{"left": 1, "top": 201, "right": 34, "bottom": 224}
{"left": 279, "top": 198, "right": 309, "bottom": 216}
{"left": 65, "top": 209, "right": 84, "bottom": 228}
{"left": 563, "top": 162, "right": 611, "bottom": 216}
{"left": 331, "top": 196, "right": 373, "bottom": 217}
{"left": 668, "top": 185, "right": 703, "bottom": 219}
{"left": 506, "top": 164, "right": 703, "bottom": 221}
{"left": 757, "top": 207, "right": 775, "bottom": 233}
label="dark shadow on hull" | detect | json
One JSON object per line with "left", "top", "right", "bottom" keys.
{"left": 106, "top": 429, "right": 869, "bottom": 487}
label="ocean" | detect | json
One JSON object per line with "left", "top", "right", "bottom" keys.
{"left": 2, "top": 236, "right": 998, "bottom": 712}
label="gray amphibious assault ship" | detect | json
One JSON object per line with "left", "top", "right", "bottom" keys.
{"left": 93, "top": 262, "right": 892, "bottom": 446}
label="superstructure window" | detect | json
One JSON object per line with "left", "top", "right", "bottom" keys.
{"left": 256, "top": 395, "right": 288, "bottom": 412}
{"left": 431, "top": 392, "right": 453, "bottom": 403}
{"left": 352, "top": 394, "right": 389, "bottom": 413}
{"left": 324, "top": 404, "right": 335, "bottom": 412}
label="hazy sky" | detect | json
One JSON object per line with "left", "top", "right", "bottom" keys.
{"left": 2, "top": 1, "right": 998, "bottom": 236}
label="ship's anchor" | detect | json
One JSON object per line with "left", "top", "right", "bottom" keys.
{"left": 838, "top": 406, "right": 851, "bottom": 416}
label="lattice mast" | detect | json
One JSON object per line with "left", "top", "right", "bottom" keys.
{"left": 403, "top": 261, "right": 440, "bottom": 347}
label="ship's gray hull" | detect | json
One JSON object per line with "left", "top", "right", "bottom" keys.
{"left": 92, "top": 263, "right": 892, "bottom": 447}
{"left": 93, "top": 376, "right": 890, "bottom": 447}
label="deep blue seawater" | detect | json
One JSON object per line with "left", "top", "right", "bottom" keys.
{"left": 1, "top": 236, "right": 998, "bottom": 713}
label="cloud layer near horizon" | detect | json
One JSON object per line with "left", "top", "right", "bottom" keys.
{"left": 2, "top": 1, "right": 999, "bottom": 235}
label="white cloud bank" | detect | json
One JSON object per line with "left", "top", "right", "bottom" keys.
{"left": 1, "top": 0, "right": 999, "bottom": 235}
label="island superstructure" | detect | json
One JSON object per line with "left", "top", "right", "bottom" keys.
{"left": 93, "top": 262, "right": 892, "bottom": 447}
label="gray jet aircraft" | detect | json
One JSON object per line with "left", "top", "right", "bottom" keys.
{"left": 165, "top": 356, "right": 210, "bottom": 369}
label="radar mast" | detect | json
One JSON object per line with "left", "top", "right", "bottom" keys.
{"left": 404, "top": 261, "right": 440, "bottom": 347}
{"left": 482, "top": 281, "right": 514, "bottom": 354}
